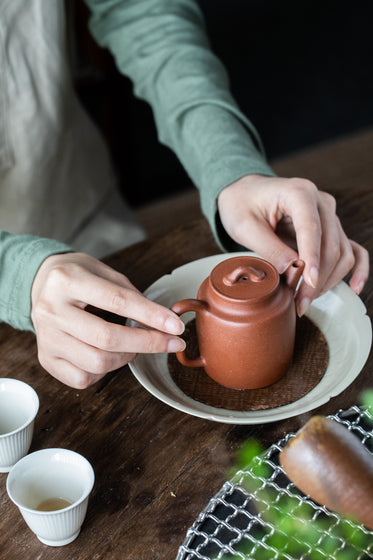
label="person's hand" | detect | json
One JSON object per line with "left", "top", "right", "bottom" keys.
{"left": 31, "top": 253, "right": 186, "bottom": 389}
{"left": 218, "top": 174, "right": 369, "bottom": 316}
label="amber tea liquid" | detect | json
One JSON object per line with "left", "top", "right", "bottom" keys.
{"left": 36, "top": 497, "right": 72, "bottom": 511}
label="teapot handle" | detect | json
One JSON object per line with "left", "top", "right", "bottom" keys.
{"left": 285, "top": 259, "right": 305, "bottom": 292}
{"left": 170, "top": 299, "right": 207, "bottom": 368}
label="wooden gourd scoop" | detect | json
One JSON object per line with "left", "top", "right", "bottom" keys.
{"left": 279, "top": 415, "right": 373, "bottom": 530}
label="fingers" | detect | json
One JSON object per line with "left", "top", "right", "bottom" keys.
{"left": 295, "top": 200, "right": 369, "bottom": 314}
{"left": 31, "top": 252, "right": 187, "bottom": 389}
{"left": 35, "top": 255, "right": 185, "bottom": 336}
{"left": 36, "top": 317, "right": 186, "bottom": 389}
{"left": 218, "top": 175, "right": 323, "bottom": 278}
{"left": 237, "top": 215, "right": 301, "bottom": 275}
{"left": 218, "top": 175, "right": 369, "bottom": 319}
{"left": 39, "top": 303, "right": 186, "bottom": 355}
{"left": 293, "top": 191, "right": 343, "bottom": 312}
{"left": 36, "top": 357, "right": 108, "bottom": 390}
{"left": 37, "top": 326, "right": 133, "bottom": 390}
{"left": 218, "top": 178, "right": 300, "bottom": 274}
{"left": 284, "top": 180, "right": 322, "bottom": 289}
{"left": 349, "top": 240, "right": 370, "bottom": 295}
{"left": 314, "top": 218, "right": 354, "bottom": 296}
{"left": 288, "top": 188, "right": 370, "bottom": 303}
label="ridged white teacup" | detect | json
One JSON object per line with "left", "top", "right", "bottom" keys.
{"left": 7, "top": 448, "right": 95, "bottom": 546}
{"left": 0, "top": 378, "right": 39, "bottom": 472}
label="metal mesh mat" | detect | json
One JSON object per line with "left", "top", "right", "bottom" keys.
{"left": 176, "top": 407, "right": 373, "bottom": 560}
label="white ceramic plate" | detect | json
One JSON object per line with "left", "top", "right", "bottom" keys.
{"left": 128, "top": 253, "right": 372, "bottom": 424}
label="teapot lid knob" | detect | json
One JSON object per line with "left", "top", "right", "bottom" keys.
{"left": 223, "top": 266, "right": 266, "bottom": 286}
{"left": 211, "top": 256, "right": 279, "bottom": 301}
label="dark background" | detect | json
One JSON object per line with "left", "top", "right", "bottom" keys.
{"left": 75, "top": 0, "right": 373, "bottom": 207}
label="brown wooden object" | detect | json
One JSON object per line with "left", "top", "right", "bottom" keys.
{"left": 279, "top": 416, "right": 373, "bottom": 530}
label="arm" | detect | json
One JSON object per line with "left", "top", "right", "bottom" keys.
{"left": 84, "top": 0, "right": 369, "bottom": 308}
{"left": 0, "top": 232, "right": 185, "bottom": 388}
{"left": 84, "top": 0, "right": 275, "bottom": 238}
{"left": 0, "top": 231, "right": 71, "bottom": 330}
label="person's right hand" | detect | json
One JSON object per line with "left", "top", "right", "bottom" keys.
{"left": 31, "top": 253, "right": 186, "bottom": 389}
{"left": 218, "top": 174, "right": 369, "bottom": 316}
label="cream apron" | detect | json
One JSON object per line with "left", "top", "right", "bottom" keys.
{"left": 0, "top": 0, "right": 145, "bottom": 258}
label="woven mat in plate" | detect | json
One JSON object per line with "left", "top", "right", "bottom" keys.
{"left": 168, "top": 316, "right": 329, "bottom": 411}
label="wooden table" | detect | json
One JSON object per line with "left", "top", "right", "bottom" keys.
{"left": 0, "top": 152, "right": 372, "bottom": 560}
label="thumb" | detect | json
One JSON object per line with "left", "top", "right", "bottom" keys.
{"left": 238, "top": 216, "right": 300, "bottom": 275}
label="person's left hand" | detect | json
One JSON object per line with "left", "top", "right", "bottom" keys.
{"left": 30, "top": 252, "right": 186, "bottom": 389}
{"left": 217, "top": 174, "right": 369, "bottom": 316}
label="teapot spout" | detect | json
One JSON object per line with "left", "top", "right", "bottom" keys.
{"left": 284, "top": 259, "right": 305, "bottom": 291}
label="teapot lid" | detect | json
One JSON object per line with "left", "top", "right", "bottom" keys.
{"left": 210, "top": 256, "right": 279, "bottom": 301}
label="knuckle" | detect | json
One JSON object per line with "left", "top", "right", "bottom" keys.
{"left": 36, "top": 350, "right": 98, "bottom": 390}
{"left": 145, "top": 337, "right": 157, "bottom": 354}
{"left": 94, "top": 324, "right": 117, "bottom": 350}
{"left": 72, "top": 373, "right": 95, "bottom": 390}
{"left": 343, "top": 246, "right": 355, "bottom": 271}
{"left": 307, "top": 218, "right": 321, "bottom": 236}
{"left": 328, "top": 240, "right": 341, "bottom": 262}
{"left": 321, "top": 191, "right": 337, "bottom": 212}
{"left": 142, "top": 331, "right": 160, "bottom": 354}
{"left": 46, "top": 262, "right": 97, "bottom": 293}
{"left": 110, "top": 291, "right": 128, "bottom": 314}
{"left": 88, "top": 349, "right": 108, "bottom": 375}
{"left": 360, "top": 245, "right": 369, "bottom": 261}
{"left": 45, "top": 264, "right": 78, "bottom": 289}
{"left": 32, "top": 298, "right": 55, "bottom": 322}
{"left": 290, "top": 177, "right": 318, "bottom": 195}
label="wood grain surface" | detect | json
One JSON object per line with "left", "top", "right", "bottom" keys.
{"left": 0, "top": 129, "right": 372, "bottom": 560}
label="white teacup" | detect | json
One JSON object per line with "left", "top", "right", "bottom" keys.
{"left": 0, "top": 378, "right": 39, "bottom": 472}
{"left": 6, "top": 448, "right": 95, "bottom": 546}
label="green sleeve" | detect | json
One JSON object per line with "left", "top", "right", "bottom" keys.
{"left": 0, "top": 231, "right": 72, "bottom": 331}
{"left": 84, "top": 0, "right": 276, "bottom": 248}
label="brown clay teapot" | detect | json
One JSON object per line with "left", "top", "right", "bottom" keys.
{"left": 171, "top": 255, "right": 304, "bottom": 390}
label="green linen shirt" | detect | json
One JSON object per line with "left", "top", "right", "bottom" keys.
{"left": 0, "top": 0, "right": 275, "bottom": 332}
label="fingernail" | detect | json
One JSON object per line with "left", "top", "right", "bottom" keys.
{"left": 297, "top": 297, "right": 311, "bottom": 317}
{"left": 307, "top": 266, "right": 319, "bottom": 289}
{"left": 165, "top": 317, "right": 185, "bottom": 335}
{"left": 168, "top": 338, "right": 186, "bottom": 353}
{"left": 354, "top": 281, "right": 365, "bottom": 295}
